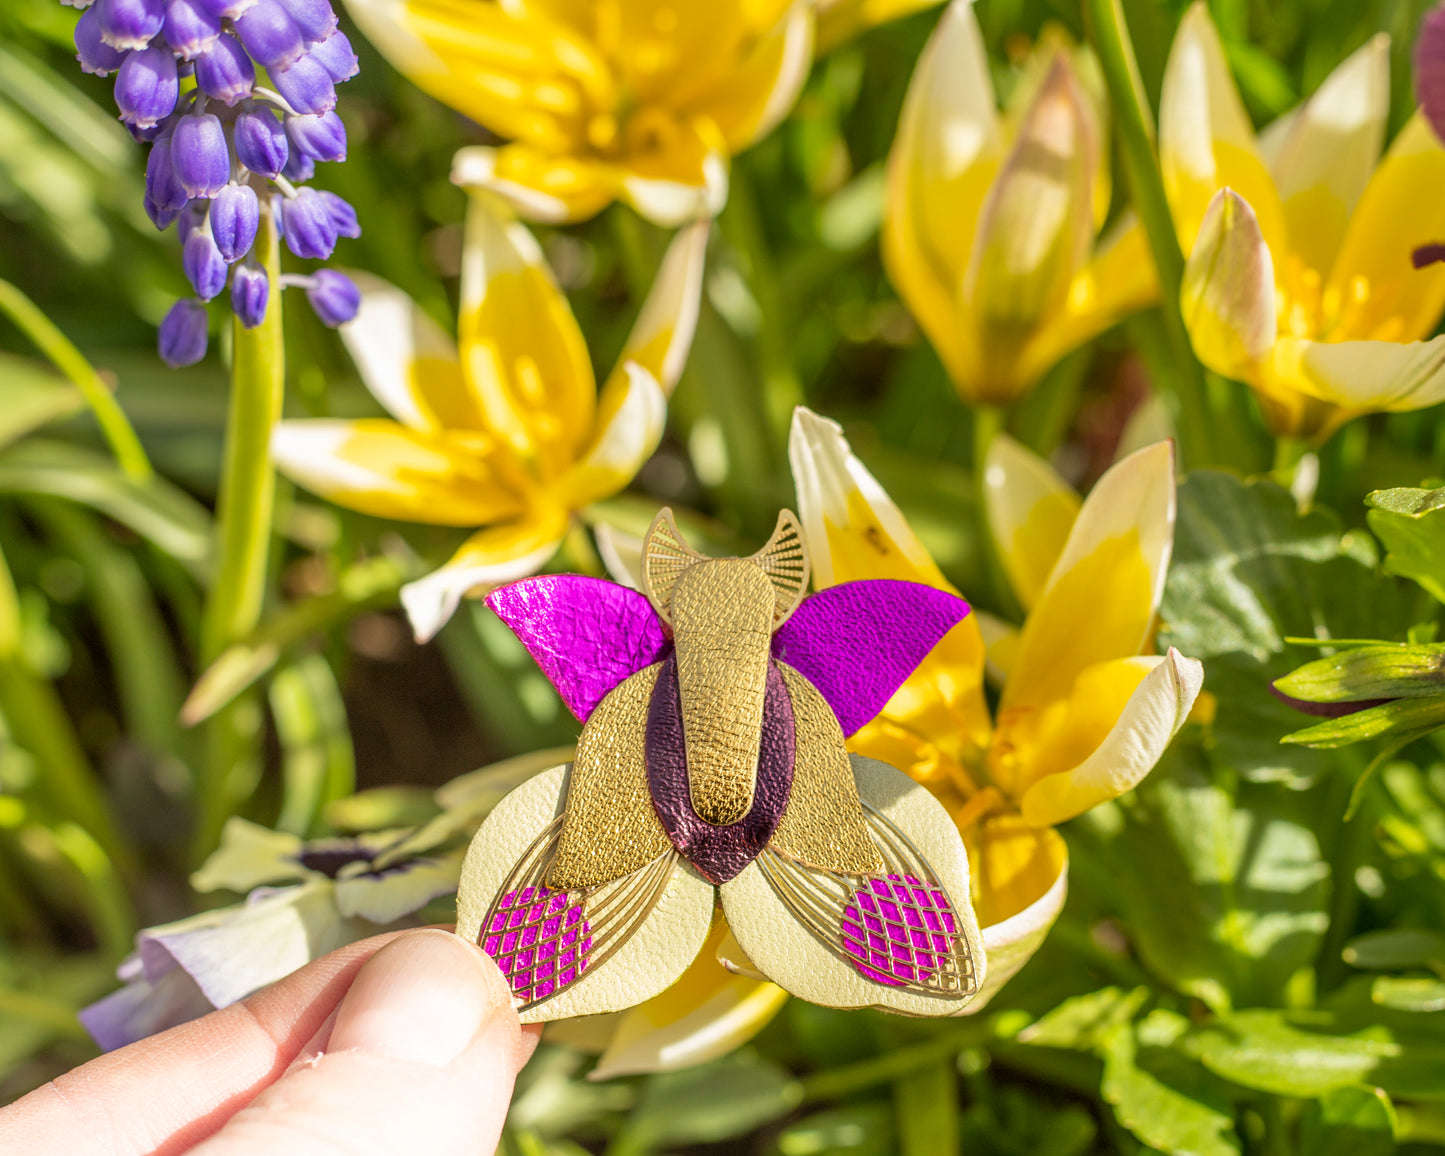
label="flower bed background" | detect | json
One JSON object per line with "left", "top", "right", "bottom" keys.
{"left": 2, "top": 0, "right": 1445, "bottom": 1152}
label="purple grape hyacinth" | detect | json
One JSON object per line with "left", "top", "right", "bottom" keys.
{"left": 64, "top": 0, "right": 363, "bottom": 366}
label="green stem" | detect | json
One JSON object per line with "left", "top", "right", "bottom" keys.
{"left": 1085, "top": 0, "right": 1214, "bottom": 471}
{"left": 196, "top": 208, "right": 285, "bottom": 858}
{"left": 799, "top": 1022, "right": 990, "bottom": 1104}
{"left": 971, "top": 406, "right": 1022, "bottom": 620}
{"left": 1272, "top": 435, "right": 1307, "bottom": 479}
{"left": 0, "top": 279, "right": 153, "bottom": 483}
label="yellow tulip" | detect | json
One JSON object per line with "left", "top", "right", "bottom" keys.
{"left": 343, "top": 0, "right": 816, "bottom": 225}
{"left": 790, "top": 408, "right": 1203, "bottom": 1004}
{"left": 272, "top": 193, "right": 707, "bottom": 642}
{"left": 1164, "top": 4, "right": 1445, "bottom": 441}
{"left": 884, "top": 0, "right": 1157, "bottom": 407}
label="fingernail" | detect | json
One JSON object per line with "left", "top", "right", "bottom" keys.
{"left": 327, "top": 929, "right": 509, "bottom": 1066}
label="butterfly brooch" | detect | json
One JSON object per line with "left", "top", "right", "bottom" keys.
{"left": 455, "top": 509, "right": 988, "bottom": 1019}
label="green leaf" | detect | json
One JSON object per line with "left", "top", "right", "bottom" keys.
{"left": 1366, "top": 486, "right": 1445, "bottom": 604}
{"left": 1298, "top": 1087, "right": 1397, "bottom": 1156}
{"left": 1342, "top": 928, "right": 1445, "bottom": 971}
{"left": 1071, "top": 746, "right": 1330, "bottom": 1010}
{"left": 0, "top": 355, "right": 83, "bottom": 449}
{"left": 0, "top": 439, "right": 210, "bottom": 574}
{"left": 1282, "top": 697, "right": 1445, "bottom": 748}
{"left": 1370, "top": 977, "right": 1445, "bottom": 1013}
{"left": 773, "top": 1104, "right": 892, "bottom": 1156}
{"left": 1100, "top": 1024, "right": 1240, "bottom": 1156}
{"left": 1018, "top": 987, "right": 1150, "bottom": 1051}
{"left": 620, "top": 1053, "right": 803, "bottom": 1150}
{"left": 1162, "top": 472, "right": 1412, "bottom": 785}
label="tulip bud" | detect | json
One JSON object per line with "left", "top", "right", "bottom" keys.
{"left": 309, "top": 28, "right": 358, "bottom": 83}
{"left": 210, "top": 182, "right": 260, "bottom": 261}
{"left": 305, "top": 269, "right": 360, "bottom": 327}
{"left": 194, "top": 31, "right": 255, "bottom": 105}
{"left": 318, "top": 189, "right": 360, "bottom": 238}
{"left": 162, "top": 0, "right": 221, "bottom": 59}
{"left": 231, "top": 263, "right": 269, "bottom": 328}
{"left": 182, "top": 228, "right": 228, "bottom": 300}
{"left": 1275, "top": 644, "right": 1445, "bottom": 707}
{"left": 276, "top": 0, "right": 336, "bottom": 45}
{"left": 270, "top": 51, "right": 336, "bottom": 115}
{"left": 95, "top": 0, "right": 165, "bottom": 51}
{"left": 114, "top": 43, "right": 180, "bottom": 129}
{"left": 75, "top": 7, "right": 129, "bottom": 75}
{"left": 233, "top": 0, "right": 304, "bottom": 69}
{"left": 158, "top": 298, "right": 209, "bottom": 367}
{"left": 286, "top": 110, "right": 346, "bottom": 163}
{"left": 233, "top": 105, "right": 288, "bottom": 176}
{"left": 171, "top": 113, "right": 230, "bottom": 198}
{"left": 280, "top": 186, "right": 337, "bottom": 259}
{"left": 145, "top": 135, "right": 189, "bottom": 213}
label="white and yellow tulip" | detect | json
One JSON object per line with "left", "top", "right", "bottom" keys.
{"left": 1164, "top": 4, "right": 1445, "bottom": 440}
{"left": 343, "top": 0, "right": 815, "bottom": 225}
{"left": 884, "top": 0, "right": 1156, "bottom": 406}
{"left": 790, "top": 408, "right": 1203, "bottom": 1004}
{"left": 272, "top": 193, "right": 707, "bottom": 642}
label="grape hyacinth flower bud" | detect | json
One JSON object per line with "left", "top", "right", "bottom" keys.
{"left": 270, "top": 51, "right": 336, "bottom": 115}
{"left": 171, "top": 113, "right": 230, "bottom": 197}
{"left": 145, "top": 134, "right": 189, "bottom": 214}
{"left": 74, "top": 7, "right": 128, "bottom": 74}
{"left": 277, "top": 0, "right": 335, "bottom": 44}
{"left": 304, "top": 269, "right": 360, "bottom": 327}
{"left": 183, "top": 227, "right": 229, "bottom": 300}
{"left": 96, "top": 0, "right": 164, "bottom": 51}
{"left": 200, "top": 0, "right": 258, "bottom": 19}
{"left": 210, "top": 182, "right": 259, "bottom": 261}
{"left": 177, "top": 199, "right": 207, "bottom": 246}
{"left": 231, "top": 263, "right": 269, "bottom": 328}
{"left": 162, "top": 0, "right": 220, "bottom": 59}
{"left": 233, "top": 0, "right": 303, "bottom": 69}
{"left": 233, "top": 105, "right": 288, "bottom": 176}
{"left": 194, "top": 32, "right": 254, "bottom": 105}
{"left": 279, "top": 185, "right": 337, "bottom": 259}
{"left": 158, "top": 299, "right": 209, "bottom": 367}
{"left": 318, "top": 189, "right": 359, "bottom": 238}
{"left": 114, "top": 43, "right": 179, "bottom": 128}
{"left": 280, "top": 146, "right": 314, "bottom": 183}
{"left": 309, "top": 28, "right": 357, "bottom": 82}
{"left": 286, "top": 110, "right": 345, "bottom": 163}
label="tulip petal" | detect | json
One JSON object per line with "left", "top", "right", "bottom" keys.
{"left": 983, "top": 433, "right": 1080, "bottom": 611}
{"left": 1181, "top": 188, "right": 1278, "bottom": 381}
{"left": 338, "top": 273, "right": 479, "bottom": 433}
{"left": 1019, "top": 648, "right": 1204, "bottom": 826}
{"left": 1322, "top": 114, "right": 1445, "bottom": 344}
{"left": 190, "top": 816, "right": 306, "bottom": 893}
{"left": 691, "top": 0, "right": 813, "bottom": 151}
{"left": 333, "top": 848, "right": 464, "bottom": 923}
{"left": 790, "top": 406, "right": 993, "bottom": 774}
{"left": 556, "top": 362, "right": 668, "bottom": 507}
{"left": 1159, "top": 3, "right": 1285, "bottom": 257}
{"left": 270, "top": 418, "right": 529, "bottom": 526}
{"left": 452, "top": 145, "right": 619, "bottom": 224}
{"left": 965, "top": 814, "right": 1067, "bottom": 1008}
{"left": 400, "top": 505, "right": 569, "bottom": 642}
{"left": 458, "top": 191, "right": 597, "bottom": 473}
{"left": 814, "top": 0, "right": 947, "bottom": 55}
{"left": 964, "top": 57, "right": 1097, "bottom": 400}
{"left": 594, "top": 520, "right": 645, "bottom": 588}
{"left": 619, "top": 117, "right": 730, "bottom": 227}
{"left": 1265, "top": 333, "right": 1445, "bottom": 413}
{"left": 993, "top": 442, "right": 1175, "bottom": 797}
{"left": 1268, "top": 34, "right": 1390, "bottom": 277}
{"left": 611, "top": 220, "right": 710, "bottom": 395}
{"left": 344, "top": 0, "right": 612, "bottom": 151}
{"left": 883, "top": 0, "right": 1004, "bottom": 389}
{"left": 589, "top": 919, "right": 789, "bottom": 1079}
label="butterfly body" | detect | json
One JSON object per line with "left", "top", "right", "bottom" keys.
{"left": 455, "top": 509, "right": 989, "bottom": 1021}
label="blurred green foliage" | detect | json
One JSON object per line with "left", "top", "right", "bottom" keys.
{"left": 3, "top": 0, "right": 1445, "bottom": 1151}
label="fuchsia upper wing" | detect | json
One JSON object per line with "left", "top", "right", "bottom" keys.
{"left": 485, "top": 576, "right": 671, "bottom": 722}
{"left": 772, "top": 580, "right": 970, "bottom": 737}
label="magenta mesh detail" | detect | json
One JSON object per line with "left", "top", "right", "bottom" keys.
{"left": 481, "top": 885, "right": 591, "bottom": 1003}
{"left": 841, "top": 873, "right": 957, "bottom": 986}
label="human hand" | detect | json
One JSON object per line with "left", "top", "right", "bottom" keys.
{"left": 0, "top": 928, "right": 540, "bottom": 1155}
